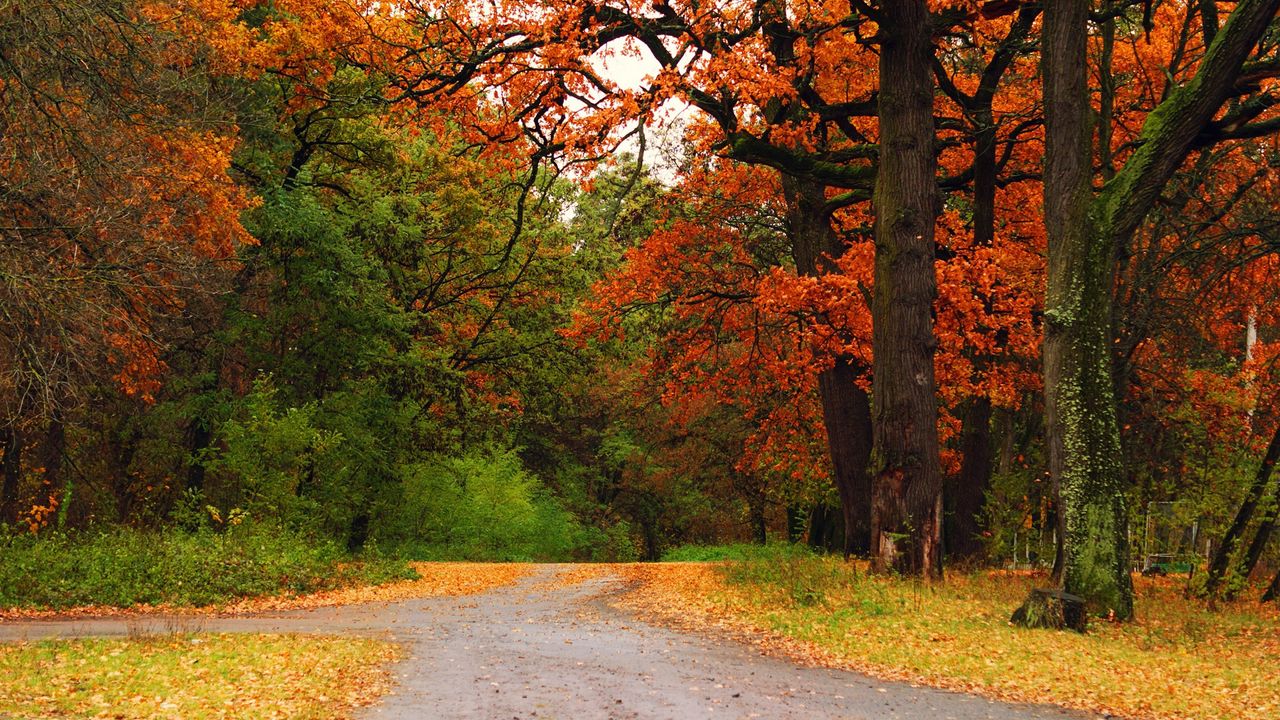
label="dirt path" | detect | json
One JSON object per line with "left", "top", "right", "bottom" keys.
{"left": 0, "top": 566, "right": 1099, "bottom": 719}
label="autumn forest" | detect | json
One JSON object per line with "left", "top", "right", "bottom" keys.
{"left": 6, "top": 0, "right": 1280, "bottom": 646}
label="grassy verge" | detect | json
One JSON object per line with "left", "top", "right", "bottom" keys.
{"left": 0, "top": 633, "right": 400, "bottom": 719}
{"left": 660, "top": 543, "right": 811, "bottom": 562}
{"left": 625, "top": 547, "right": 1280, "bottom": 720}
{"left": 0, "top": 525, "right": 415, "bottom": 610}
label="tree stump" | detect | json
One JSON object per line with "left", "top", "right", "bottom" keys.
{"left": 1011, "top": 588, "right": 1087, "bottom": 632}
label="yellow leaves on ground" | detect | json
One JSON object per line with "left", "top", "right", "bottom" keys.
{"left": 0, "top": 633, "right": 399, "bottom": 719}
{"left": 612, "top": 561, "right": 1280, "bottom": 720}
{"left": 0, "top": 562, "right": 530, "bottom": 620}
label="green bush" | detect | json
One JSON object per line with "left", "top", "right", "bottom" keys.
{"left": 664, "top": 543, "right": 851, "bottom": 607}
{"left": 660, "top": 542, "right": 802, "bottom": 562}
{"left": 0, "top": 524, "right": 414, "bottom": 609}
{"left": 378, "top": 445, "right": 601, "bottom": 561}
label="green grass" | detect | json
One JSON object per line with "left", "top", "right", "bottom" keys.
{"left": 0, "top": 633, "right": 400, "bottom": 719}
{"left": 661, "top": 542, "right": 816, "bottom": 562}
{"left": 0, "top": 525, "right": 415, "bottom": 609}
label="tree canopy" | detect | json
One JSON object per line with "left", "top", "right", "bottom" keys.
{"left": 4, "top": 0, "right": 1280, "bottom": 616}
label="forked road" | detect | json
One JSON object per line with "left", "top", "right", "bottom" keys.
{"left": 0, "top": 566, "right": 1099, "bottom": 720}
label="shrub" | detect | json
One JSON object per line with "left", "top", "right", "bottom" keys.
{"left": 0, "top": 524, "right": 413, "bottom": 609}
{"left": 377, "top": 445, "right": 596, "bottom": 561}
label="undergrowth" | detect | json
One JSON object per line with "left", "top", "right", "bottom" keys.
{"left": 0, "top": 525, "right": 415, "bottom": 609}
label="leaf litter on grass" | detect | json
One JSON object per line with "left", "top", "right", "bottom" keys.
{"left": 0, "top": 633, "right": 400, "bottom": 719}
{"left": 605, "top": 560, "right": 1280, "bottom": 720}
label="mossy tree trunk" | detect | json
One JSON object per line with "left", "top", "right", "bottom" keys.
{"left": 1042, "top": 0, "right": 1133, "bottom": 619}
{"left": 869, "top": 0, "right": 943, "bottom": 578}
{"left": 1041, "top": 0, "right": 1280, "bottom": 620}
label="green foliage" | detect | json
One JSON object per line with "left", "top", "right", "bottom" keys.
{"left": 661, "top": 543, "right": 781, "bottom": 562}
{"left": 663, "top": 543, "right": 854, "bottom": 607}
{"left": 0, "top": 525, "right": 413, "bottom": 609}
{"left": 208, "top": 376, "right": 341, "bottom": 526}
{"left": 377, "top": 445, "right": 612, "bottom": 561}
{"left": 713, "top": 543, "right": 846, "bottom": 608}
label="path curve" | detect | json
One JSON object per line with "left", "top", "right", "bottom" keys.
{"left": 0, "top": 565, "right": 1101, "bottom": 720}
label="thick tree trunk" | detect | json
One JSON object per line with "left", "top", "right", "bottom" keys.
{"left": 1041, "top": 0, "right": 1134, "bottom": 619}
{"left": 946, "top": 397, "right": 992, "bottom": 562}
{"left": 1203, "top": 424, "right": 1280, "bottom": 599}
{"left": 1038, "top": 0, "right": 1279, "bottom": 621}
{"left": 1, "top": 427, "right": 20, "bottom": 525}
{"left": 869, "top": 0, "right": 944, "bottom": 578}
{"left": 783, "top": 176, "right": 874, "bottom": 556}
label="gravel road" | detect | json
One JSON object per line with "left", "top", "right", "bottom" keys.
{"left": 0, "top": 565, "right": 1101, "bottom": 720}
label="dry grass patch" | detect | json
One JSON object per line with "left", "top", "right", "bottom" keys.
{"left": 0, "top": 633, "right": 400, "bottom": 719}
{"left": 617, "top": 555, "right": 1280, "bottom": 720}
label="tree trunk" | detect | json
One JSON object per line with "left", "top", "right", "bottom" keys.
{"left": 869, "top": 0, "right": 944, "bottom": 578}
{"left": 1041, "top": 0, "right": 1134, "bottom": 619}
{"left": 641, "top": 519, "right": 659, "bottom": 561}
{"left": 1232, "top": 487, "right": 1278, "bottom": 600}
{"left": 1040, "top": 0, "right": 1279, "bottom": 620}
{"left": 806, "top": 502, "right": 843, "bottom": 552}
{"left": 1, "top": 427, "right": 20, "bottom": 525}
{"left": 944, "top": 79, "right": 1003, "bottom": 565}
{"left": 186, "top": 418, "right": 211, "bottom": 493}
{"left": 946, "top": 397, "right": 992, "bottom": 562}
{"left": 110, "top": 431, "right": 139, "bottom": 524}
{"left": 1263, "top": 566, "right": 1280, "bottom": 603}
{"left": 750, "top": 501, "right": 767, "bottom": 545}
{"left": 785, "top": 505, "right": 804, "bottom": 543}
{"left": 821, "top": 359, "right": 873, "bottom": 556}
{"left": 1203, "top": 424, "right": 1280, "bottom": 599}
{"left": 40, "top": 412, "right": 66, "bottom": 496}
{"left": 347, "top": 513, "right": 371, "bottom": 553}
{"left": 783, "top": 176, "right": 874, "bottom": 556}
